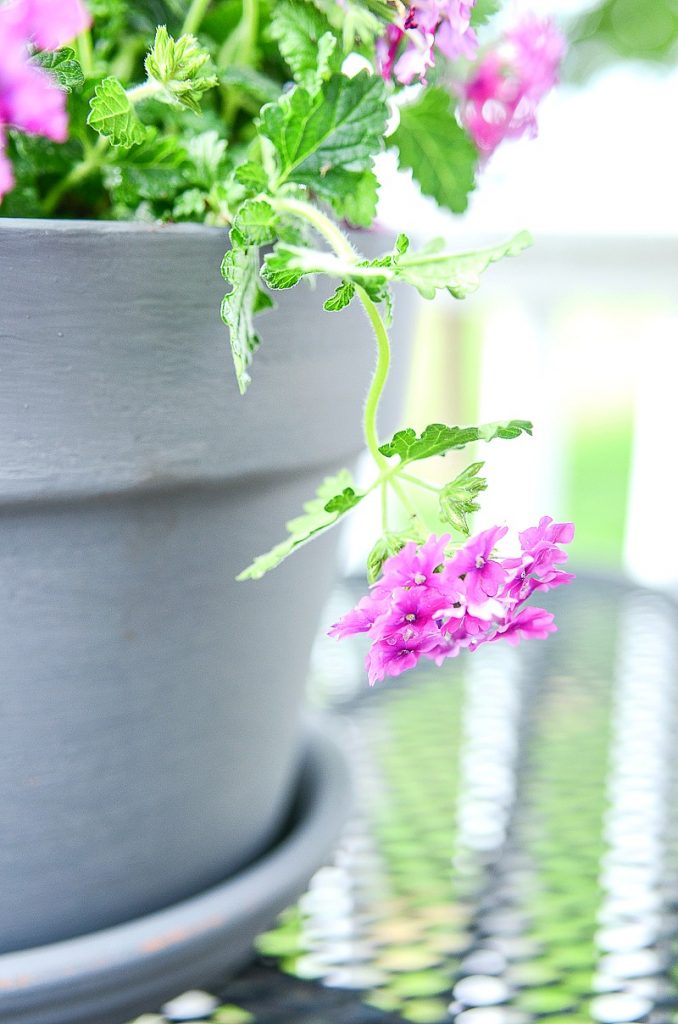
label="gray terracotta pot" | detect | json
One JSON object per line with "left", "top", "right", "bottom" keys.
{"left": 0, "top": 219, "right": 411, "bottom": 1008}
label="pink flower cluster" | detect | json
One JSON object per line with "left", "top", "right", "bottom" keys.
{"left": 0, "top": 0, "right": 90, "bottom": 200}
{"left": 329, "top": 517, "right": 574, "bottom": 686}
{"left": 460, "top": 15, "right": 566, "bottom": 155}
{"left": 377, "top": 0, "right": 478, "bottom": 85}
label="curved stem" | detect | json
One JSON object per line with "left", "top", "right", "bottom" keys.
{"left": 399, "top": 471, "right": 440, "bottom": 493}
{"left": 126, "top": 79, "right": 164, "bottom": 104}
{"left": 268, "top": 196, "right": 390, "bottom": 471}
{"left": 75, "top": 30, "right": 95, "bottom": 78}
{"left": 182, "top": 0, "right": 212, "bottom": 35}
{"left": 356, "top": 284, "right": 390, "bottom": 469}
{"left": 42, "top": 136, "right": 108, "bottom": 215}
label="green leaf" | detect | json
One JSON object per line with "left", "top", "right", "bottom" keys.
{"left": 144, "top": 25, "right": 218, "bottom": 113}
{"left": 234, "top": 198, "right": 279, "bottom": 244}
{"left": 186, "top": 130, "right": 228, "bottom": 188}
{"left": 219, "top": 66, "right": 281, "bottom": 105}
{"left": 221, "top": 229, "right": 271, "bottom": 394}
{"left": 392, "top": 87, "right": 477, "bottom": 215}
{"left": 470, "top": 0, "right": 501, "bottom": 26}
{"left": 33, "top": 48, "right": 84, "bottom": 92}
{"left": 394, "top": 230, "right": 533, "bottom": 299}
{"left": 259, "top": 72, "right": 388, "bottom": 205}
{"left": 269, "top": 1, "right": 340, "bottom": 89}
{"left": 438, "top": 462, "right": 488, "bottom": 535}
{"left": 324, "top": 487, "right": 362, "bottom": 514}
{"left": 379, "top": 420, "right": 533, "bottom": 466}
{"left": 234, "top": 161, "right": 270, "bottom": 194}
{"left": 87, "top": 77, "right": 152, "bottom": 148}
{"left": 324, "top": 280, "right": 355, "bottom": 311}
{"left": 327, "top": 167, "right": 379, "bottom": 227}
{"left": 260, "top": 246, "right": 305, "bottom": 290}
{"left": 237, "top": 470, "right": 363, "bottom": 580}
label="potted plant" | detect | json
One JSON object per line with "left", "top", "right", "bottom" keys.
{"left": 0, "top": 1, "right": 574, "bottom": 1021}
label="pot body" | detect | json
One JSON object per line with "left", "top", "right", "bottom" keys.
{"left": 0, "top": 220, "right": 413, "bottom": 955}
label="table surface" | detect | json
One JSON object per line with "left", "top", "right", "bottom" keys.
{"left": 134, "top": 575, "right": 678, "bottom": 1024}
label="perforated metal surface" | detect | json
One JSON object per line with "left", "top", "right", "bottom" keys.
{"left": 129, "top": 576, "right": 678, "bottom": 1024}
{"left": 248, "top": 577, "right": 678, "bottom": 1024}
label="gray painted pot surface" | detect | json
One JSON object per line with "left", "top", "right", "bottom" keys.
{"left": 0, "top": 220, "right": 412, "bottom": 957}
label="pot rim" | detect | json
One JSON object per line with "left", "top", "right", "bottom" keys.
{"left": 0, "top": 216, "right": 382, "bottom": 238}
{"left": 0, "top": 216, "right": 228, "bottom": 237}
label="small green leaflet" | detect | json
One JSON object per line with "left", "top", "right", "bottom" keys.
{"left": 87, "top": 77, "right": 151, "bottom": 148}
{"left": 221, "top": 229, "right": 273, "bottom": 395}
{"left": 259, "top": 72, "right": 388, "bottom": 209}
{"left": 33, "top": 48, "right": 84, "bottom": 92}
{"left": 234, "top": 198, "right": 279, "bottom": 245}
{"left": 234, "top": 161, "right": 270, "bottom": 194}
{"left": 394, "top": 231, "right": 533, "bottom": 299}
{"left": 324, "top": 280, "right": 355, "bottom": 311}
{"left": 366, "top": 530, "right": 416, "bottom": 584}
{"left": 470, "top": 0, "right": 501, "bottom": 26}
{"left": 324, "top": 487, "right": 362, "bottom": 514}
{"left": 144, "top": 26, "right": 217, "bottom": 113}
{"left": 324, "top": 167, "right": 379, "bottom": 228}
{"left": 260, "top": 246, "right": 305, "bottom": 290}
{"left": 219, "top": 66, "right": 281, "bottom": 106}
{"left": 379, "top": 420, "right": 533, "bottom": 465}
{"left": 269, "top": 1, "right": 340, "bottom": 90}
{"left": 392, "top": 87, "right": 477, "bottom": 215}
{"left": 438, "top": 462, "right": 488, "bottom": 535}
{"left": 186, "top": 131, "right": 228, "bottom": 188}
{"left": 237, "top": 470, "right": 364, "bottom": 580}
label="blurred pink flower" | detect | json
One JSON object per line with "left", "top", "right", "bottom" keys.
{"left": 377, "top": 0, "right": 478, "bottom": 84}
{"left": 0, "top": 0, "right": 90, "bottom": 201}
{"left": 460, "top": 15, "right": 566, "bottom": 155}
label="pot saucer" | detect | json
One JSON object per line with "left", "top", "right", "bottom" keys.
{"left": 0, "top": 717, "right": 351, "bottom": 1024}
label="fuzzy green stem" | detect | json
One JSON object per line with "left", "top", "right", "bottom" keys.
{"left": 355, "top": 283, "right": 390, "bottom": 469}
{"left": 126, "top": 79, "right": 165, "bottom": 104}
{"left": 42, "top": 136, "right": 108, "bottom": 215}
{"left": 381, "top": 482, "right": 388, "bottom": 532}
{"left": 269, "top": 196, "right": 391, "bottom": 472}
{"left": 400, "top": 472, "right": 440, "bottom": 494}
{"left": 182, "top": 0, "right": 213, "bottom": 35}
{"left": 75, "top": 30, "right": 95, "bottom": 77}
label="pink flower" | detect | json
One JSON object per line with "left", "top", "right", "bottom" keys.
{"left": 460, "top": 15, "right": 566, "bottom": 155}
{"left": 330, "top": 516, "right": 574, "bottom": 685}
{"left": 19, "top": 0, "right": 90, "bottom": 50}
{"left": 378, "top": 0, "right": 478, "bottom": 84}
{"left": 366, "top": 628, "right": 441, "bottom": 685}
{"left": 380, "top": 533, "right": 449, "bottom": 591}
{"left": 489, "top": 605, "right": 556, "bottom": 646}
{"left": 0, "top": 0, "right": 90, "bottom": 201}
{"left": 445, "top": 524, "right": 508, "bottom": 603}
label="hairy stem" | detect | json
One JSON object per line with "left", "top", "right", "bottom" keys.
{"left": 269, "top": 196, "right": 392, "bottom": 472}
{"left": 42, "top": 136, "right": 108, "bottom": 215}
{"left": 126, "top": 79, "right": 165, "bottom": 103}
{"left": 399, "top": 472, "right": 440, "bottom": 493}
{"left": 219, "top": 0, "right": 259, "bottom": 124}
{"left": 75, "top": 30, "right": 95, "bottom": 78}
{"left": 182, "top": 0, "right": 213, "bottom": 35}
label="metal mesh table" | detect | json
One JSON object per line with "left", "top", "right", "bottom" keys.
{"left": 140, "top": 575, "right": 678, "bottom": 1024}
